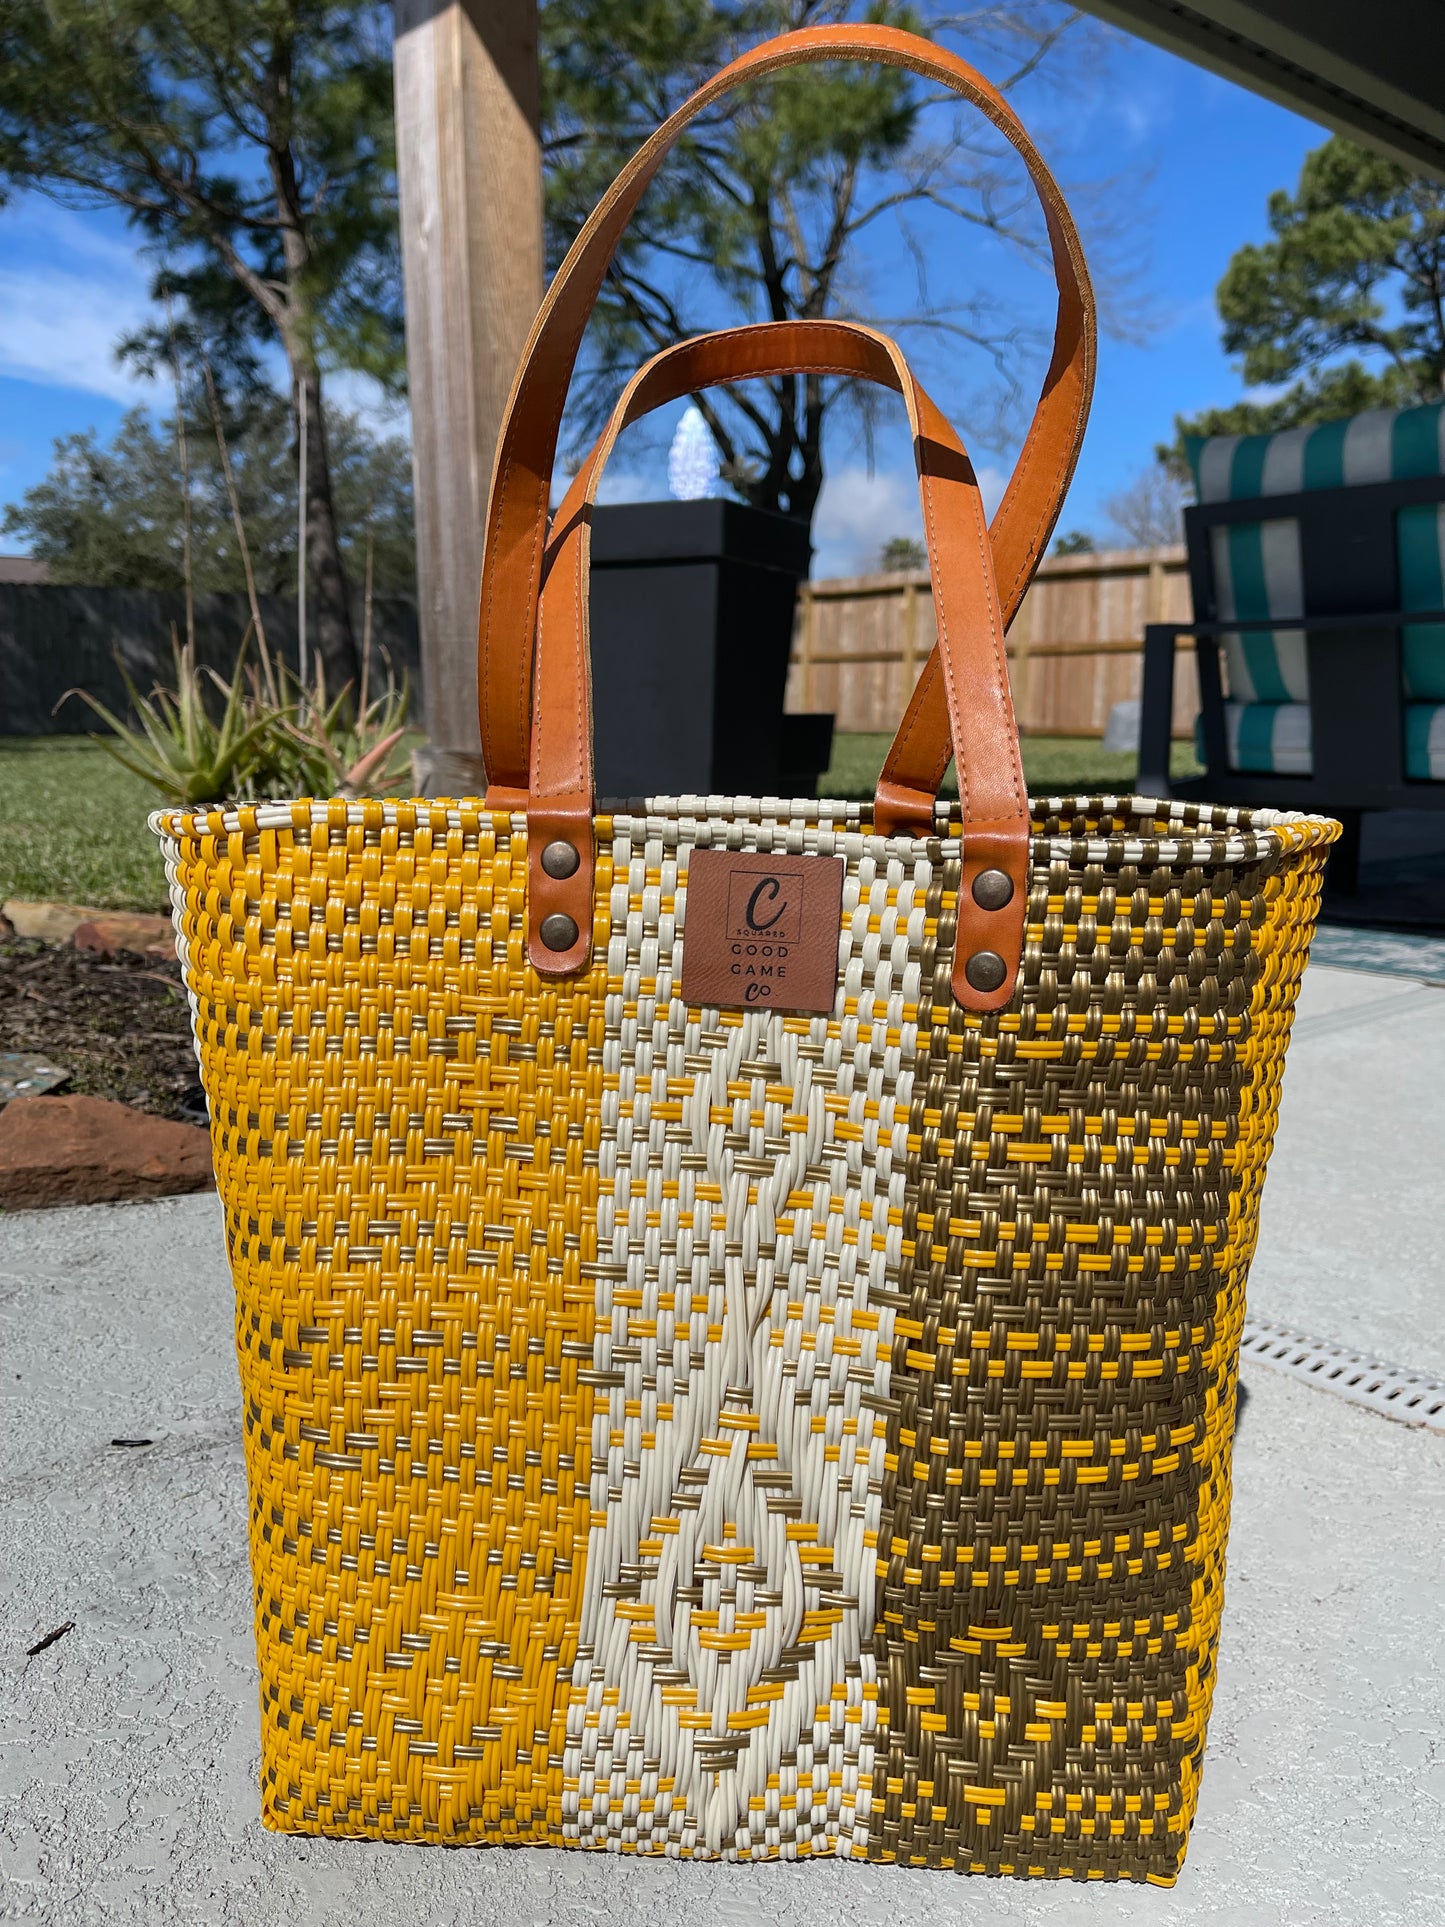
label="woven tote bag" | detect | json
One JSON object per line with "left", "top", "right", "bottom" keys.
{"left": 153, "top": 24, "right": 1337, "bottom": 1884}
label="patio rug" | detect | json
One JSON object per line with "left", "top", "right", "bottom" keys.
{"left": 1308, "top": 925, "right": 1445, "bottom": 981}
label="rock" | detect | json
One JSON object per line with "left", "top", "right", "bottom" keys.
{"left": 2, "top": 898, "right": 110, "bottom": 943}
{"left": 0, "top": 1052, "right": 70, "bottom": 1104}
{"left": 72, "top": 912, "right": 177, "bottom": 962}
{"left": 0, "top": 1095, "right": 212, "bottom": 1210}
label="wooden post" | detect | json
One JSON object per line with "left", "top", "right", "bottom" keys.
{"left": 393, "top": 0, "right": 544, "bottom": 794}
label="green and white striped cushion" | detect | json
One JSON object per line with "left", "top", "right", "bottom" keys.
{"left": 1396, "top": 503, "right": 1445, "bottom": 701}
{"left": 1201, "top": 702, "right": 1445, "bottom": 777}
{"left": 1190, "top": 403, "right": 1445, "bottom": 503}
{"left": 1219, "top": 701, "right": 1312, "bottom": 775}
{"left": 1208, "top": 519, "right": 1308, "bottom": 704}
{"left": 1190, "top": 403, "right": 1445, "bottom": 781}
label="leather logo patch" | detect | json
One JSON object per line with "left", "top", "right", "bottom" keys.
{"left": 680, "top": 849, "right": 844, "bottom": 1015}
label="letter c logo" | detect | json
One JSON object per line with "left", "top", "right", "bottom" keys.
{"left": 745, "top": 877, "right": 787, "bottom": 932}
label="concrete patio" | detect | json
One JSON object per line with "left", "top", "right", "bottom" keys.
{"left": 2, "top": 956, "right": 1442, "bottom": 1926}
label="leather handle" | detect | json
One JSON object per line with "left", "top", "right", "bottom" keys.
{"left": 476, "top": 22, "right": 1095, "bottom": 798}
{"left": 520, "top": 320, "right": 1028, "bottom": 1014}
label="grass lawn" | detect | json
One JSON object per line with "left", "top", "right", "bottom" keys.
{"left": 1, "top": 732, "right": 1205, "bottom": 914}
{"left": 0, "top": 738, "right": 170, "bottom": 912}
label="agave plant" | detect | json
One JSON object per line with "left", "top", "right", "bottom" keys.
{"left": 64, "top": 627, "right": 287, "bottom": 807}
{"left": 66, "top": 627, "right": 413, "bottom": 807}
{"left": 276, "top": 667, "right": 411, "bottom": 798}
{"left": 289, "top": 693, "right": 411, "bottom": 798}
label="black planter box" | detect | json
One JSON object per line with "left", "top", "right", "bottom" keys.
{"left": 587, "top": 498, "right": 832, "bottom": 799}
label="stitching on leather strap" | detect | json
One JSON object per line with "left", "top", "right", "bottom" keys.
{"left": 918, "top": 447, "right": 969, "bottom": 829}
{"left": 966, "top": 458, "right": 1023, "bottom": 819}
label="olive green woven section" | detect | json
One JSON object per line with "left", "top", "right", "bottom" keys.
{"left": 870, "top": 799, "right": 1334, "bottom": 1881}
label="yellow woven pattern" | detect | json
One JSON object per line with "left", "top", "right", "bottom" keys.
{"left": 158, "top": 800, "right": 609, "bottom": 1840}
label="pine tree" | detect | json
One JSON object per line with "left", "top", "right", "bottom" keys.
{"left": 1167, "top": 136, "right": 1445, "bottom": 468}
{"left": 0, "top": 1, "right": 402, "bottom": 686}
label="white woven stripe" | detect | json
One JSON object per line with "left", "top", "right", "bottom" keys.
{"left": 155, "top": 838, "right": 209, "bottom": 1092}
{"left": 147, "top": 796, "right": 1315, "bottom": 872}
{"left": 560, "top": 811, "right": 934, "bottom": 1859}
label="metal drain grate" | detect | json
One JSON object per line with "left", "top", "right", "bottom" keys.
{"left": 1240, "top": 1318, "right": 1445, "bottom": 1432}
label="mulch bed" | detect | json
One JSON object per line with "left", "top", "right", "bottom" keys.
{"left": 0, "top": 937, "right": 203, "bottom": 1124}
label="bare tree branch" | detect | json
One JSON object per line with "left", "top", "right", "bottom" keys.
{"left": 544, "top": 0, "right": 1133, "bottom": 515}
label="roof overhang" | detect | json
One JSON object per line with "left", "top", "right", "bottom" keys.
{"left": 1078, "top": 1, "right": 1445, "bottom": 179}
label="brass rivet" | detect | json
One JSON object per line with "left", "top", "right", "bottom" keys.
{"left": 972, "top": 867, "right": 1014, "bottom": 910}
{"left": 540, "top": 839, "right": 581, "bottom": 880}
{"left": 964, "top": 949, "right": 1007, "bottom": 993}
{"left": 539, "top": 912, "right": 579, "bottom": 952}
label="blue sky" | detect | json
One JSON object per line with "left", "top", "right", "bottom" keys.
{"left": 0, "top": 21, "right": 1326, "bottom": 578}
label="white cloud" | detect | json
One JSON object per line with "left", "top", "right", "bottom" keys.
{"left": 323, "top": 367, "right": 411, "bottom": 439}
{"left": 813, "top": 465, "right": 919, "bottom": 577}
{"left": 811, "top": 459, "right": 1007, "bottom": 579}
{"left": 549, "top": 466, "right": 664, "bottom": 512}
{"left": 0, "top": 201, "right": 159, "bottom": 403}
{"left": 595, "top": 468, "right": 662, "bottom": 506}
{"left": 0, "top": 262, "right": 159, "bottom": 403}
{"left": 0, "top": 199, "right": 421, "bottom": 434}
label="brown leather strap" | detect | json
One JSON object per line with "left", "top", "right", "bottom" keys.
{"left": 476, "top": 22, "right": 1095, "bottom": 796}
{"left": 524, "top": 320, "right": 1028, "bottom": 1013}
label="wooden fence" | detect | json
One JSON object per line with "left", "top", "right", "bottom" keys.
{"left": 786, "top": 545, "right": 1198, "bottom": 736}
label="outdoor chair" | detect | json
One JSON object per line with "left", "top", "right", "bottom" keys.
{"left": 1138, "top": 402, "right": 1445, "bottom": 891}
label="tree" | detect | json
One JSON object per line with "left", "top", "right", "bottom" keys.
{"left": 879, "top": 534, "right": 926, "bottom": 570}
{"left": 1051, "top": 529, "right": 1094, "bottom": 555}
{"left": 2, "top": 395, "right": 415, "bottom": 600}
{"left": 540, "top": 0, "right": 1110, "bottom": 532}
{"left": 1168, "top": 137, "right": 1445, "bottom": 468}
{"left": 1101, "top": 460, "right": 1186, "bottom": 548}
{"left": 0, "top": 0, "right": 401, "bottom": 687}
